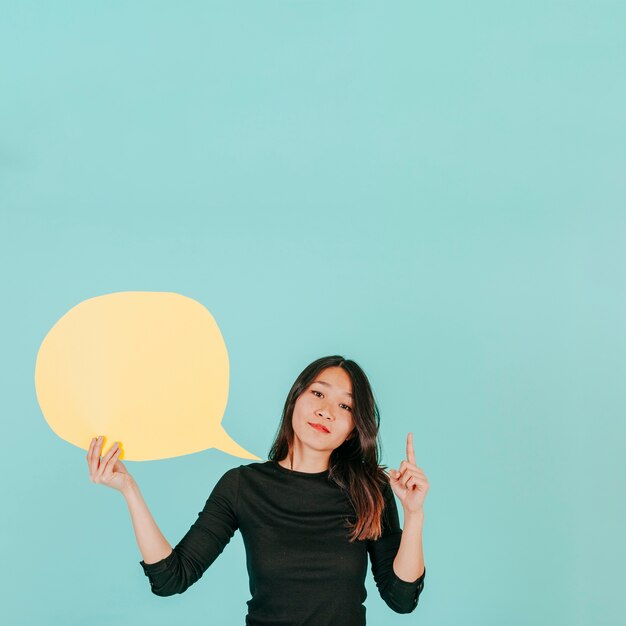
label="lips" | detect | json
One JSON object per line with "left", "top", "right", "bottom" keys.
{"left": 308, "top": 422, "right": 330, "bottom": 434}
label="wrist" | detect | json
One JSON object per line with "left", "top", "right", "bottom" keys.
{"left": 121, "top": 477, "right": 139, "bottom": 499}
{"left": 404, "top": 509, "right": 425, "bottom": 523}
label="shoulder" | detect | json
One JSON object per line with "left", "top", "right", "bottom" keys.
{"left": 381, "top": 479, "right": 396, "bottom": 504}
{"left": 204, "top": 463, "right": 267, "bottom": 508}
{"left": 215, "top": 460, "right": 273, "bottom": 484}
{"left": 378, "top": 478, "right": 401, "bottom": 530}
{"left": 209, "top": 461, "right": 274, "bottom": 502}
{"left": 239, "top": 460, "right": 272, "bottom": 472}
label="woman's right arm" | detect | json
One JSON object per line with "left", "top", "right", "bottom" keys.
{"left": 87, "top": 436, "right": 240, "bottom": 596}
{"left": 122, "top": 480, "right": 173, "bottom": 565}
{"left": 87, "top": 436, "right": 172, "bottom": 564}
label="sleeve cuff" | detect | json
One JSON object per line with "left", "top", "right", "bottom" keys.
{"left": 386, "top": 565, "right": 425, "bottom": 612}
{"left": 392, "top": 565, "right": 425, "bottom": 587}
{"left": 139, "top": 549, "right": 177, "bottom": 576}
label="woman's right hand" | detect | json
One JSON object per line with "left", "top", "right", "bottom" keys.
{"left": 87, "top": 436, "right": 134, "bottom": 494}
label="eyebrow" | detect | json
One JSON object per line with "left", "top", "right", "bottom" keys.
{"left": 311, "top": 380, "right": 353, "bottom": 398}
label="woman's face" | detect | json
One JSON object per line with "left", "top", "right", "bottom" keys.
{"left": 291, "top": 366, "right": 356, "bottom": 455}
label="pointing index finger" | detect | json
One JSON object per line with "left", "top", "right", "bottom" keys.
{"left": 406, "top": 432, "right": 416, "bottom": 465}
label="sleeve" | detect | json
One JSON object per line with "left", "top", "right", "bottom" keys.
{"left": 138, "top": 466, "right": 240, "bottom": 597}
{"left": 366, "top": 482, "right": 425, "bottom": 614}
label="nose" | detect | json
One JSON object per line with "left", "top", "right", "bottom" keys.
{"left": 316, "top": 405, "right": 334, "bottom": 421}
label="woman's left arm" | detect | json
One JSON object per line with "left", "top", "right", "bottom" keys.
{"left": 388, "top": 432, "right": 429, "bottom": 581}
{"left": 393, "top": 510, "right": 425, "bottom": 581}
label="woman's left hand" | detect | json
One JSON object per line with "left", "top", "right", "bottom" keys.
{"left": 388, "top": 432, "right": 429, "bottom": 515}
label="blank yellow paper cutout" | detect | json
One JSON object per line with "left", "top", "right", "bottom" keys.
{"left": 34, "top": 291, "right": 260, "bottom": 461}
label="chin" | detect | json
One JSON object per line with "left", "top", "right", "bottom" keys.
{"left": 303, "top": 438, "right": 331, "bottom": 452}
{"left": 294, "top": 432, "right": 329, "bottom": 451}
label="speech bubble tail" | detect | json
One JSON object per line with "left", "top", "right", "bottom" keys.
{"left": 212, "top": 425, "right": 262, "bottom": 460}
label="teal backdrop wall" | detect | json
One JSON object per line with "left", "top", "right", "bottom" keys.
{"left": 1, "top": 2, "right": 624, "bottom": 625}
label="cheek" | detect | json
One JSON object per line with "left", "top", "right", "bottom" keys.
{"left": 341, "top": 415, "right": 355, "bottom": 436}
{"left": 293, "top": 395, "right": 313, "bottom": 418}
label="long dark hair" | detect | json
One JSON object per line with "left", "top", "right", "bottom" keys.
{"left": 267, "top": 355, "right": 390, "bottom": 542}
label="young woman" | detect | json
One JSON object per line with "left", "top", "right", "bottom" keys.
{"left": 86, "top": 355, "right": 429, "bottom": 625}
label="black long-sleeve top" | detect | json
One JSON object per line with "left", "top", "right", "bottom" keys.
{"left": 139, "top": 460, "right": 425, "bottom": 625}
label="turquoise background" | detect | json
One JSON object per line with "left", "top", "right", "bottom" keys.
{"left": 1, "top": 1, "right": 624, "bottom": 624}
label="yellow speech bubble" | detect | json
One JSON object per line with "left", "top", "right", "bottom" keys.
{"left": 34, "top": 291, "right": 260, "bottom": 461}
